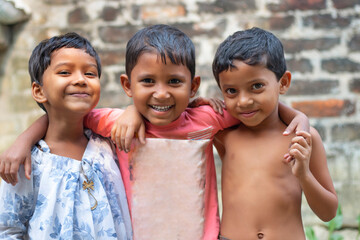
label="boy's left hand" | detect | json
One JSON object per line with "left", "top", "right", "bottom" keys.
{"left": 285, "top": 131, "right": 312, "bottom": 178}
{"left": 283, "top": 111, "right": 310, "bottom": 136}
{"left": 188, "top": 97, "right": 225, "bottom": 115}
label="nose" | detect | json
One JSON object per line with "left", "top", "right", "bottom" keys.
{"left": 73, "top": 71, "right": 87, "bottom": 86}
{"left": 237, "top": 93, "right": 253, "bottom": 107}
{"left": 153, "top": 84, "right": 170, "bottom": 99}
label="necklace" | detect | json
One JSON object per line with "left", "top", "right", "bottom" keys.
{"left": 82, "top": 171, "right": 98, "bottom": 211}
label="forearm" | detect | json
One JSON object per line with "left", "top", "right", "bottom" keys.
{"left": 278, "top": 101, "right": 310, "bottom": 134}
{"left": 17, "top": 115, "right": 48, "bottom": 146}
{"left": 300, "top": 172, "right": 338, "bottom": 222}
{"left": 84, "top": 108, "right": 124, "bottom": 137}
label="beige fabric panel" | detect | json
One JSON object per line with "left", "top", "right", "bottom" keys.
{"left": 130, "top": 138, "right": 210, "bottom": 240}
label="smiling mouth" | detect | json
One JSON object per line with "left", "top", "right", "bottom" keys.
{"left": 240, "top": 110, "right": 258, "bottom": 117}
{"left": 69, "top": 92, "right": 90, "bottom": 97}
{"left": 149, "top": 105, "right": 174, "bottom": 112}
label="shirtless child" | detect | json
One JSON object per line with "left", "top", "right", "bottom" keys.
{"left": 212, "top": 27, "right": 338, "bottom": 240}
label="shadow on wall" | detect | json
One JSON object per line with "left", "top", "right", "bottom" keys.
{"left": 0, "top": 0, "right": 30, "bottom": 87}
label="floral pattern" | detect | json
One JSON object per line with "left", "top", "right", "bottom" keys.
{"left": 0, "top": 130, "right": 132, "bottom": 240}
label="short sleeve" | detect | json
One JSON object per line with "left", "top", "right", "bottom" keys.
{"left": 84, "top": 108, "right": 124, "bottom": 138}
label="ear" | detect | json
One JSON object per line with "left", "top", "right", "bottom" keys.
{"left": 120, "top": 74, "right": 133, "bottom": 97}
{"left": 31, "top": 82, "right": 47, "bottom": 104}
{"left": 279, "top": 71, "right": 291, "bottom": 95}
{"left": 190, "top": 76, "right": 201, "bottom": 98}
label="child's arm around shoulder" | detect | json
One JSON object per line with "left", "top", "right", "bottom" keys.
{"left": 0, "top": 115, "right": 48, "bottom": 185}
{"left": 85, "top": 106, "right": 145, "bottom": 152}
{"left": 288, "top": 128, "right": 338, "bottom": 222}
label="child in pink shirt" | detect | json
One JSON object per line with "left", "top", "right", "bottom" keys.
{"left": 0, "top": 24, "right": 309, "bottom": 240}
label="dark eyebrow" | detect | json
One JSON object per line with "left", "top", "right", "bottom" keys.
{"left": 53, "top": 62, "right": 98, "bottom": 69}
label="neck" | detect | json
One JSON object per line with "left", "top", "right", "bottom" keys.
{"left": 44, "top": 113, "right": 86, "bottom": 144}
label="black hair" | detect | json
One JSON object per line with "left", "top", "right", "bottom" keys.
{"left": 28, "top": 32, "right": 101, "bottom": 111}
{"left": 212, "top": 27, "right": 286, "bottom": 87}
{"left": 125, "top": 24, "right": 195, "bottom": 80}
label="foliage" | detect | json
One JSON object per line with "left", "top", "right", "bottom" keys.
{"left": 306, "top": 206, "right": 360, "bottom": 240}
{"left": 325, "top": 205, "right": 343, "bottom": 240}
{"left": 305, "top": 226, "right": 318, "bottom": 240}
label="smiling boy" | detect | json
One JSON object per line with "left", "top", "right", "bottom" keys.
{"left": 212, "top": 27, "right": 338, "bottom": 240}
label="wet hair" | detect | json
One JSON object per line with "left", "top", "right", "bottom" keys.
{"left": 125, "top": 24, "right": 195, "bottom": 80}
{"left": 28, "top": 32, "right": 101, "bottom": 111}
{"left": 212, "top": 27, "right": 286, "bottom": 86}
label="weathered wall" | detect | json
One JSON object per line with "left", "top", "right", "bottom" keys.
{"left": 0, "top": 0, "right": 359, "bottom": 239}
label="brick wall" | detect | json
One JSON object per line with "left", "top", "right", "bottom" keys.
{"left": 0, "top": 0, "right": 359, "bottom": 238}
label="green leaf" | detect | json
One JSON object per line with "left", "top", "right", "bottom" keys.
{"left": 305, "top": 226, "right": 318, "bottom": 240}
{"left": 329, "top": 233, "right": 344, "bottom": 240}
{"left": 325, "top": 205, "right": 343, "bottom": 231}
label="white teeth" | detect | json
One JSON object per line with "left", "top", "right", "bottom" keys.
{"left": 150, "top": 105, "right": 172, "bottom": 112}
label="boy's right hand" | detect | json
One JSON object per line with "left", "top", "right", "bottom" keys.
{"left": 111, "top": 105, "right": 146, "bottom": 153}
{"left": 0, "top": 143, "right": 32, "bottom": 185}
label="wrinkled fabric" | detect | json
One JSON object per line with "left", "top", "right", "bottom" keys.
{"left": 0, "top": 130, "right": 132, "bottom": 240}
{"left": 130, "top": 138, "right": 209, "bottom": 240}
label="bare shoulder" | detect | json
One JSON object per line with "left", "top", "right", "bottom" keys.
{"left": 309, "top": 127, "right": 325, "bottom": 149}
{"left": 309, "top": 126, "right": 328, "bottom": 169}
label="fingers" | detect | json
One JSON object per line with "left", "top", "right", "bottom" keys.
{"left": 295, "top": 130, "right": 312, "bottom": 146}
{"left": 0, "top": 160, "right": 8, "bottom": 183}
{"left": 289, "top": 132, "right": 312, "bottom": 161}
{"left": 24, "top": 156, "right": 32, "bottom": 180}
{"left": 283, "top": 153, "right": 293, "bottom": 163}
{"left": 138, "top": 123, "right": 146, "bottom": 144}
{"left": 9, "top": 163, "right": 19, "bottom": 185}
{"left": 209, "top": 99, "right": 225, "bottom": 115}
{"left": 112, "top": 124, "right": 124, "bottom": 152}
{"left": 283, "top": 121, "right": 296, "bottom": 135}
{"left": 124, "top": 126, "right": 135, "bottom": 153}
{"left": 2, "top": 162, "right": 16, "bottom": 185}
{"left": 111, "top": 125, "right": 120, "bottom": 150}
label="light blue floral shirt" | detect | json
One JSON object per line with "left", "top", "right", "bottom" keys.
{"left": 0, "top": 130, "right": 132, "bottom": 240}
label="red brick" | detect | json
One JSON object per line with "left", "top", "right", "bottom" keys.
{"left": 98, "top": 25, "right": 139, "bottom": 44}
{"left": 286, "top": 80, "right": 339, "bottom": 95}
{"left": 98, "top": 49, "right": 126, "bottom": 66}
{"left": 292, "top": 99, "right": 355, "bottom": 117}
{"left": 267, "top": 0, "right": 326, "bottom": 12}
{"left": 198, "top": 0, "right": 256, "bottom": 13}
{"left": 100, "top": 6, "right": 120, "bottom": 22}
{"left": 141, "top": 5, "right": 186, "bottom": 20}
{"left": 286, "top": 58, "right": 313, "bottom": 73}
{"left": 172, "top": 21, "right": 226, "bottom": 38}
{"left": 322, "top": 58, "right": 360, "bottom": 73}
{"left": 281, "top": 38, "right": 340, "bottom": 53}
{"left": 68, "top": 7, "right": 89, "bottom": 24}
{"left": 267, "top": 15, "right": 294, "bottom": 30}
{"left": 350, "top": 79, "right": 360, "bottom": 93}
{"left": 303, "top": 14, "right": 351, "bottom": 29}
{"left": 333, "top": 0, "right": 360, "bottom": 9}
{"left": 332, "top": 123, "right": 360, "bottom": 141}
{"left": 349, "top": 33, "right": 360, "bottom": 52}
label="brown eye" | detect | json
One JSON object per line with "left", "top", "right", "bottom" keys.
{"left": 169, "top": 79, "right": 181, "bottom": 84}
{"left": 252, "top": 83, "right": 264, "bottom": 90}
{"left": 225, "top": 88, "right": 237, "bottom": 95}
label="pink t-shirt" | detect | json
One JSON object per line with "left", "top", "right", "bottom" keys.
{"left": 85, "top": 106, "right": 239, "bottom": 240}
